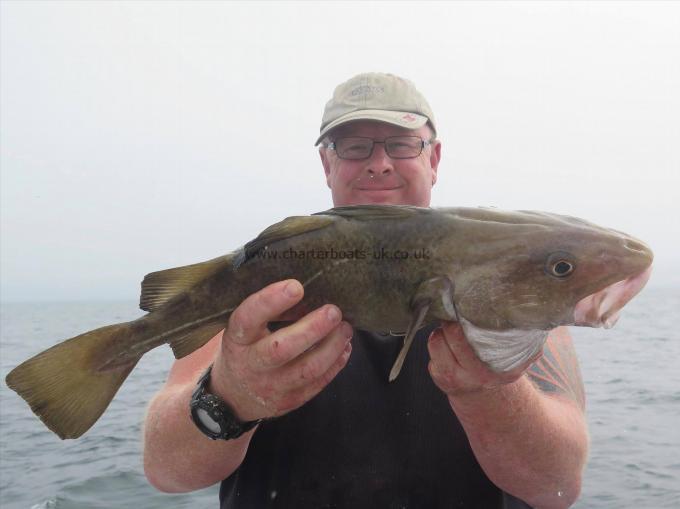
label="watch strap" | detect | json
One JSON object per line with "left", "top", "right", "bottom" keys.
{"left": 189, "top": 364, "right": 261, "bottom": 440}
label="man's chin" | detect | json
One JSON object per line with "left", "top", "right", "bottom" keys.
{"left": 333, "top": 188, "right": 431, "bottom": 207}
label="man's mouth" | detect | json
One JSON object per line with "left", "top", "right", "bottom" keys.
{"left": 356, "top": 186, "right": 402, "bottom": 192}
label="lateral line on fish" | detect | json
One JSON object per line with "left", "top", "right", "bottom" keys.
{"left": 129, "top": 306, "right": 238, "bottom": 356}
{"left": 303, "top": 270, "right": 324, "bottom": 287}
{"left": 302, "top": 259, "right": 349, "bottom": 288}
{"left": 165, "top": 306, "right": 237, "bottom": 337}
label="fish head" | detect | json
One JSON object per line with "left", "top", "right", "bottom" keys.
{"left": 449, "top": 209, "right": 654, "bottom": 331}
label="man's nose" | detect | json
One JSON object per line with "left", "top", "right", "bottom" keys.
{"left": 365, "top": 143, "right": 394, "bottom": 175}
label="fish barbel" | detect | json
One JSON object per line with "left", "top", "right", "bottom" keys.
{"left": 5, "top": 205, "right": 653, "bottom": 439}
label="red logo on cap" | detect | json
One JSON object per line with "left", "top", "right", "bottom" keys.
{"left": 402, "top": 114, "right": 416, "bottom": 122}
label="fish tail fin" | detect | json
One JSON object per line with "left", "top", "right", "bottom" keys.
{"left": 5, "top": 323, "right": 141, "bottom": 439}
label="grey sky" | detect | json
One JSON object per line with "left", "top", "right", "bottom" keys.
{"left": 1, "top": 1, "right": 679, "bottom": 302}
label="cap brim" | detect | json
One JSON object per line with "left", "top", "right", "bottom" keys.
{"left": 315, "top": 110, "right": 428, "bottom": 146}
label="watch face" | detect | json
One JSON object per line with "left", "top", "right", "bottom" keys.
{"left": 195, "top": 407, "right": 221, "bottom": 434}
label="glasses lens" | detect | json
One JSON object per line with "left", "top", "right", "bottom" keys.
{"left": 335, "top": 137, "right": 373, "bottom": 160}
{"left": 385, "top": 137, "right": 423, "bottom": 159}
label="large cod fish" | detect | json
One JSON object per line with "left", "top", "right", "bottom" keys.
{"left": 6, "top": 205, "right": 653, "bottom": 439}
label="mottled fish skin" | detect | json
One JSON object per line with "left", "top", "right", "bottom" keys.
{"left": 5, "top": 205, "right": 654, "bottom": 439}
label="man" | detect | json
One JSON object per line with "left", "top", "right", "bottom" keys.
{"left": 143, "top": 73, "right": 589, "bottom": 508}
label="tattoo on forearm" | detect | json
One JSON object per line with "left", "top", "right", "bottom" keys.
{"left": 528, "top": 330, "right": 585, "bottom": 409}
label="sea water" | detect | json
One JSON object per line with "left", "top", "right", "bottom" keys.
{"left": 1, "top": 289, "right": 678, "bottom": 508}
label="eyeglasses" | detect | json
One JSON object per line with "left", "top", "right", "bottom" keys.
{"left": 327, "top": 136, "right": 432, "bottom": 160}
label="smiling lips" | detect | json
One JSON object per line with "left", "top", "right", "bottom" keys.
{"left": 353, "top": 172, "right": 404, "bottom": 192}
{"left": 357, "top": 186, "right": 402, "bottom": 192}
{"left": 355, "top": 178, "right": 403, "bottom": 192}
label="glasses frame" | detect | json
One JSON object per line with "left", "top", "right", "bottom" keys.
{"left": 327, "top": 136, "right": 433, "bottom": 160}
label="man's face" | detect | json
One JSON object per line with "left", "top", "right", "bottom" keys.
{"left": 319, "top": 121, "right": 441, "bottom": 207}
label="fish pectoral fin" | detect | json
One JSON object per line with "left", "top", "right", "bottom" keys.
{"left": 236, "top": 215, "right": 335, "bottom": 268}
{"left": 412, "top": 276, "right": 457, "bottom": 321}
{"left": 388, "top": 302, "right": 430, "bottom": 382}
{"left": 388, "top": 276, "right": 457, "bottom": 382}
{"left": 140, "top": 254, "right": 236, "bottom": 312}
{"left": 459, "top": 318, "right": 549, "bottom": 372}
{"left": 168, "top": 322, "right": 228, "bottom": 359}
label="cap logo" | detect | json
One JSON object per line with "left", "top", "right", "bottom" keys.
{"left": 402, "top": 113, "right": 416, "bottom": 122}
{"left": 350, "top": 85, "right": 385, "bottom": 97}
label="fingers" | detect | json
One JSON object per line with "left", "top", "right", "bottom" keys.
{"left": 438, "top": 322, "right": 480, "bottom": 367}
{"left": 427, "top": 323, "right": 479, "bottom": 382}
{"left": 427, "top": 328, "right": 462, "bottom": 393}
{"left": 427, "top": 322, "right": 530, "bottom": 396}
{"left": 279, "top": 320, "right": 353, "bottom": 388}
{"left": 286, "top": 342, "right": 352, "bottom": 412}
{"left": 226, "top": 279, "right": 304, "bottom": 345}
{"left": 252, "top": 304, "right": 345, "bottom": 370}
{"left": 258, "top": 342, "right": 352, "bottom": 419}
{"left": 213, "top": 279, "right": 354, "bottom": 421}
{"left": 427, "top": 328, "right": 456, "bottom": 373}
{"left": 255, "top": 323, "right": 352, "bottom": 417}
{"left": 221, "top": 320, "right": 353, "bottom": 420}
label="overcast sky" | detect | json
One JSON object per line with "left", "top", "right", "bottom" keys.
{"left": 1, "top": 1, "right": 678, "bottom": 302}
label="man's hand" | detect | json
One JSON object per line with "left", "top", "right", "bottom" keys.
{"left": 427, "top": 322, "right": 541, "bottom": 396}
{"left": 427, "top": 323, "right": 587, "bottom": 508}
{"left": 210, "top": 279, "right": 353, "bottom": 421}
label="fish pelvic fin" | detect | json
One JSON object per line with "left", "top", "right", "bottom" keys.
{"left": 5, "top": 323, "right": 140, "bottom": 439}
{"left": 389, "top": 276, "right": 457, "bottom": 382}
{"left": 140, "top": 254, "right": 236, "bottom": 312}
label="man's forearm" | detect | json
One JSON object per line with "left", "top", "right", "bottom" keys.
{"left": 448, "top": 375, "right": 588, "bottom": 509}
{"left": 143, "top": 383, "right": 254, "bottom": 493}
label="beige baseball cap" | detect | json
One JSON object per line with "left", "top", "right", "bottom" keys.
{"left": 315, "top": 72, "right": 437, "bottom": 146}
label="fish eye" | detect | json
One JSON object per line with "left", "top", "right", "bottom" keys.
{"left": 545, "top": 252, "right": 576, "bottom": 279}
{"left": 551, "top": 260, "right": 574, "bottom": 277}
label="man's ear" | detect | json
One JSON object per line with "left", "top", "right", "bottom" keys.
{"left": 319, "top": 148, "right": 332, "bottom": 187}
{"left": 430, "top": 141, "right": 442, "bottom": 186}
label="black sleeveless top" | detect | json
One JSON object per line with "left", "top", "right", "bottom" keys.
{"left": 219, "top": 326, "right": 532, "bottom": 509}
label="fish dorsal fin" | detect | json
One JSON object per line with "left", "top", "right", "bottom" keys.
{"left": 139, "top": 254, "right": 235, "bottom": 312}
{"left": 235, "top": 215, "right": 336, "bottom": 268}
{"left": 314, "top": 204, "right": 431, "bottom": 221}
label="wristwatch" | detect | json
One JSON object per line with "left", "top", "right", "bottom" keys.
{"left": 189, "top": 364, "right": 261, "bottom": 440}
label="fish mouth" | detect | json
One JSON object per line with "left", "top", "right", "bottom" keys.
{"left": 573, "top": 265, "right": 653, "bottom": 328}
